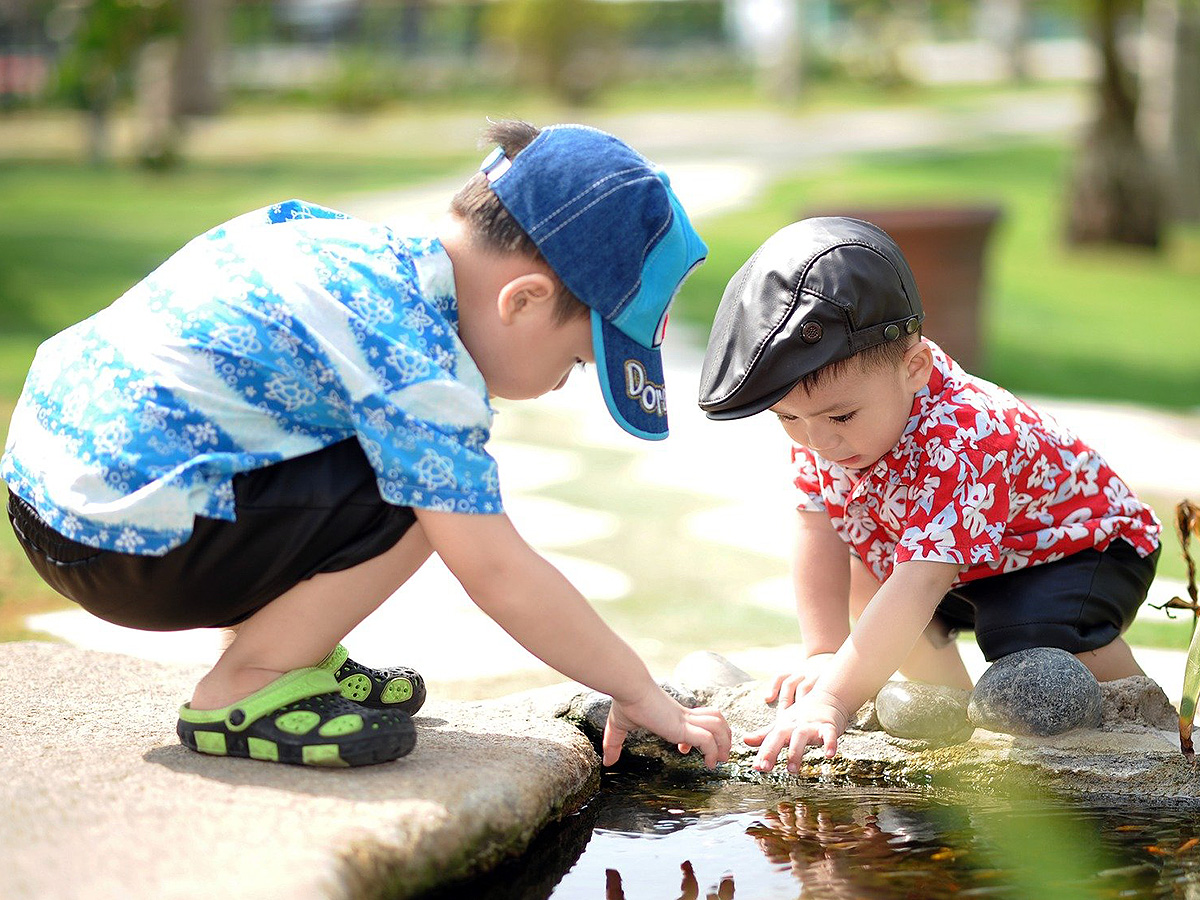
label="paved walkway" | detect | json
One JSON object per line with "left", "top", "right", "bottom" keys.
{"left": 26, "top": 92, "right": 1200, "bottom": 702}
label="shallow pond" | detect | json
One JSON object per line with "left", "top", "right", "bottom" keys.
{"left": 429, "top": 768, "right": 1200, "bottom": 900}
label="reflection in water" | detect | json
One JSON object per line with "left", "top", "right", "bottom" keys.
{"left": 747, "top": 798, "right": 968, "bottom": 899}
{"left": 425, "top": 767, "right": 1200, "bottom": 900}
{"left": 604, "top": 861, "right": 733, "bottom": 900}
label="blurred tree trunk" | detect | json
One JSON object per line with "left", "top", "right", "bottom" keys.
{"left": 1065, "top": 0, "right": 1163, "bottom": 248}
{"left": 136, "top": 37, "right": 180, "bottom": 168}
{"left": 1139, "top": 0, "right": 1200, "bottom": 222}
{"left": 772, "top": 0, "right": 805, "bottom": 102}
{"left": 85, "top": 91, "right": 114, "bottom": 168}
{"left": 987, "top": 0, "right": 1032, "bottom": 82}
{"left": 399, "top": 0, "right": 428, "bottom": 54}
{"left": 729, "top": 0, "right": 805, "bottom": 101}
{"left": 172, "top": 0, "right": 228, "bottom": 116}
{"left": 132, "top": 0, "right": 227, "bottom": 168}
{"left": 61, "top": 0, "right": 179, "bottom": 167}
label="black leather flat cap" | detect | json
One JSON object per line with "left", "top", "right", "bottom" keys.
{"left": 698, "top": 217, "right": 924, "bottom": 420}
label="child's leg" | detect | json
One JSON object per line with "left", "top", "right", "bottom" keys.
{"left": 1075, "top": 637, "right": 1144, "bottom": 681}
{"left": 191, "top": 522, "right": 433, "bottom": 709}
{"left": 965, "top": 541, "right": 1158, "bottom": 682}
{"left": 849, "top": 556, "right": 973, "bottom": 690}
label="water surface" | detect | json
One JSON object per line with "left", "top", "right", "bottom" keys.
{"left": 430, "top": 769, "right": 1200, "bottom": 899}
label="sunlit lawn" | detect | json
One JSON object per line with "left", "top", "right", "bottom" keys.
{"left": 2, "top": 119, "right": 1198, "bottom": 654}
{"left": 673, "top": 142, "right": 1200, "bottom": 411}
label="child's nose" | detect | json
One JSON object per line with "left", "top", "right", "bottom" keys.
{"left": 807, "top": 423, "right": 838, "bottom": 452}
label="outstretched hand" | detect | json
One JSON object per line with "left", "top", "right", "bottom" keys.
{"left": 743, "top": 689, "right": 849, "bottom": 772}
{"left": 603, "top": 687, "right": 732, "bottom": 769}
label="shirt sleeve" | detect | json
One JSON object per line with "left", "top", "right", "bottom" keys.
{"left": 791, "top": 444, "right": 827, "bottom": 513}
{"left": 895, "top": 438, "right": 1011, "bottom": 568}
{"left": 352, "top": 391, "right": 503, "bottom": 515}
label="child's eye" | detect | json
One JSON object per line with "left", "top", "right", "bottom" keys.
{"left": 829, "top": 411, "right": 857, "bottom": 424}
{"left": 775, "top": 413, "right": 797, "bottom": 422}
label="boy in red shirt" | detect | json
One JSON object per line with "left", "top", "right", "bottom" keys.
{"left": 698, "top": 217, "right": 1160, "bottom": 773}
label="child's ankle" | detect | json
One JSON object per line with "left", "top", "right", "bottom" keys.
{"left": 189, "top": 665, "right": 291, "bottom": 711}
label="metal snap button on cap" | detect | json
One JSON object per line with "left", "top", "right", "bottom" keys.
{"left": 801, "top": 322, "right": 823, "bottom": 343}
{"left": 905, "top": 316, "right": 919, "bottom": 334}
{"left": 884, "top": 323, "right": 901, "bottom": 341}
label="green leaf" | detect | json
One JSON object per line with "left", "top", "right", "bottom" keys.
{"left": 1179, "top": 619, "right": 1200, "bottom": 759}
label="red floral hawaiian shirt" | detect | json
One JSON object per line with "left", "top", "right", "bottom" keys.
{"left": 792, "top": 341, "right": 1161, "bottom": 585}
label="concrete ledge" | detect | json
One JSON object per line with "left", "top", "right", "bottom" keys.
{"left": 0, "top": 642, "right": 599, "bottom": 900}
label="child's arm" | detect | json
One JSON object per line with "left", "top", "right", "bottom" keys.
{"left": 414, "top": 507, "right": 733, "bottom": 768}
{"left": 746, "top": 557, "right": 960, "bottom": 772}
{"left": 765, "top": 510, "right": 852, "bottom": 707}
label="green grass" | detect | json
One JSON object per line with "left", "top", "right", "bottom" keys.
{"left": 673, "top": 142, "right": 1200, "bottom": 411}
{"left": 2, "top": 134, "right": 1197, "bottom": 656}
{"left": 0, "top": 156, "right": 473, "bottom": 339}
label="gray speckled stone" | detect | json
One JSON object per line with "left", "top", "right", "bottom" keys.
{"left": 875, "top": 680, "right": 973, "bottom": 743}
{"left": 968, "top": 647, "right": 1102, "bottom": 736}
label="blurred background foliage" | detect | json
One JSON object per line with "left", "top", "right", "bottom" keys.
{"left": 1, "top": 0, "right": 1194, "bottom": 381}
{"left": 0, "top": 0, "right": 1197, "bottom": 641}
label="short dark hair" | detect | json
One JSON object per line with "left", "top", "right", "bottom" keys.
{"left": 793, "top": 331, "right": 922, "bottom": 395}
{"left": 450, "top": 120, "right": 589, "bottom": 325}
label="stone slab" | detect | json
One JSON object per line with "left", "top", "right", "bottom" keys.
{"left": 558, "top": 670, "right": 1200, "bottom": 805}
{"left": 0, "top": 642, "right": 599, "bottom": 900}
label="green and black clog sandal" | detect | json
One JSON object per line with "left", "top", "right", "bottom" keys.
{"left": 319, "top": 644, "right": 426, "bottom": 716}
{"left": 177, "top": 668, "right": 416, "bottom": 767}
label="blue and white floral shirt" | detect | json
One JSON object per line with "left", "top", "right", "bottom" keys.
{"left": 1, "top": 200, "right": 501, "bottom": 556}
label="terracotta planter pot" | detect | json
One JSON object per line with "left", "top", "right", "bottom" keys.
{"left": 812, "top": 206, "right": 1002, "bottom": 372}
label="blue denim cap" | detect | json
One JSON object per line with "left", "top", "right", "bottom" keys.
{"left": 481, "top": 125, "right": 708, "bottom": 440}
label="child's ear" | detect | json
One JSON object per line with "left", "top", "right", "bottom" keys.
{"left": 496, "top": 273, "right": 556, "bottom": 325}
{"left": 903, "top": 340, "right": 934, "bottom": 391}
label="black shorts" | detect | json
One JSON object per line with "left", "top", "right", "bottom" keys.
{"left": 933, "top": 539, "right": 1160, "bottom": 661}
{"left": 6, "top": 439, "right": 416, "bottom": 631}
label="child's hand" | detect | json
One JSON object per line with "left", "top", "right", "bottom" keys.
{"left": 743, "top": 689, "right": 850, "bottom": 772}
{"left": 603, "top": 686, "right": 732, "bottom": 769}
{"left": 764, "top": 652, "right": 836, "bottom": 708}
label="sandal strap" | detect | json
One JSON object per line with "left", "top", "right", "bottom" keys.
{"left": 178, "top": 668, "right": 340, "bottom": 732}
{"left": 318, "top": 643, "right": 350, "bottom": 673}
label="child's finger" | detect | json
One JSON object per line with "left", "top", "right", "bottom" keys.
{"left": 678, "top": 742, "right": 692, "bottom": 755}
{"left": 764, "top": 672, "right": 787, "bottom": 703}
{"left": 601, "top": 719, "right": 627, "bottom": 766}
{"left": 686, "top": 724, "right": 726, "bottom": 769}
{"left": 819, "top": 723, "right": 840, "bottom": 758}
{"left": 753, "top": 727, "right": 790, "bottom": 771}
{"left": 778, "top": 674, "right": 803, "bottom": 707}
{"left": 742, "top": 726, "right": 768, "bottom": 747}
{"left": 786, "top": 726, "right": 818, "bottom": 772}
{"left": 693, "top": 708, "right": 734, "bottom": 757}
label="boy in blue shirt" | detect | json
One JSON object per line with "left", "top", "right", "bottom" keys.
{"left": 2, "top": 120, "right": 731, "bottom": 769}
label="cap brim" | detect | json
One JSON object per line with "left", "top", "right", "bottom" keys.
{"left": 592, "top": 310, "right": 668, "bottom": 440}
{"left": 700, "top": 377, "right": 797, "bottom": 421}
